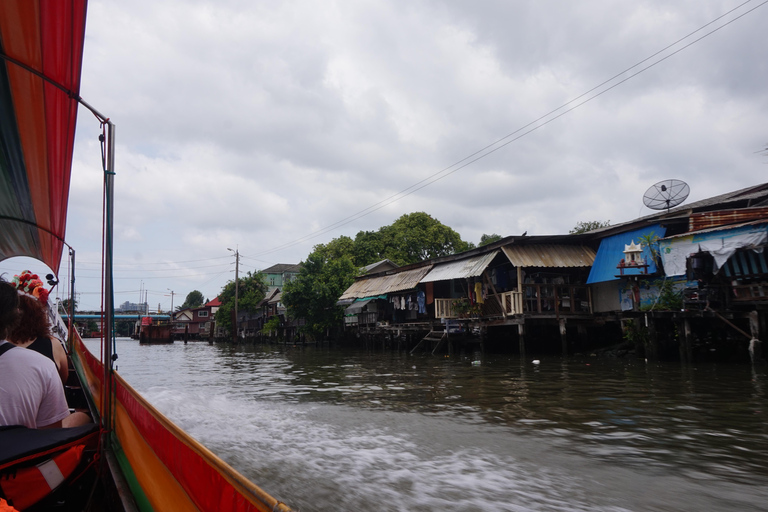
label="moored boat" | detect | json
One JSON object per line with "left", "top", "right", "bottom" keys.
{"left": 0, "top": 1, "right": 294, "bottom": 510}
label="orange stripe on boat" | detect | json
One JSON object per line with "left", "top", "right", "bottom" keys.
{"left": 115, "top": 374, "right": 293, "bottom": 512}
{"left": 113, "top": 400, "right": 199, "bottom": 512}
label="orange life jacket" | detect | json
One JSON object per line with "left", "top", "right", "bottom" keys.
{"left": 0, "top": 444, "right": 84, "bottom": 510}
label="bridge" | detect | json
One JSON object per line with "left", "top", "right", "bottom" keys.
{"left": 60, "top": 314, "right": 172, "bottom": 320}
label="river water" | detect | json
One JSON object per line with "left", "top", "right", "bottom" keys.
{"left": 84, "top": 338, "right": 768, "bottom": 511}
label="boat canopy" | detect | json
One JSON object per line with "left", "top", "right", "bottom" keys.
{"left": 0, "top": 0, "right": 88, "bottom": 274}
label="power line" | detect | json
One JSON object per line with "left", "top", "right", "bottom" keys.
{"left": 245, "top": 0, "right": 767, "bottom": 258}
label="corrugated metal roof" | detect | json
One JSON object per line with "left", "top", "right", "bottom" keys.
{"left": 503, "top": 244, "right": 596, "bottom": 268}
{"left": 420, "top": 251, "right": 499, "bottom": 283}
{"left": 688, "top": 208, "right": 768, "bottom": 232}
{"left": 339, "top": 265, "right": 433, "bottom": 299}
{"left": 661, "top": 219, "right": 768, "bottom": 239}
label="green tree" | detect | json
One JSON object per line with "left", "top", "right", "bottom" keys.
{"left": 569, "top": 220, "right": 610, "bottom": 234}
{"left": 379, "top": 212, "right": 472, "bottom": 265}
{"left": 479, "top": 233, "right": 502, "bottom": 247}
{"left": 215, "top": 271, "right": 267, "bottom": 333}
{"left": 282, "top": 248, "right": 358, "bottom": 340}
{"left": 352, "top": 230, "right": 384, "bottom": 267}
{"left": 180, "top": 290, "right": 205, "bottom": 310}
{"left": 60, "top": 298, "right": 77, "bottom": 313}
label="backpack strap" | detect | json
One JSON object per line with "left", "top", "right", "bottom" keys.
{"left": 0, "top": 343, "right": 15, "bottom": 357}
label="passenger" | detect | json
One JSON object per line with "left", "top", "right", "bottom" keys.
{"left": 0, "top": 280, "right": 90, "bottom": 429}
{"left": 7, "top": 293, "right": 69, "bottom": 384}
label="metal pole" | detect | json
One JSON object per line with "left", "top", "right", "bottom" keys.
{"left": 68, "top": 248, "right": 76, "bottom": 353}
{"left": 234, "top": 249, "right": 239, "bottom": 342}
{"left": 102, "top": 121, "right": 116, "bottom": 432}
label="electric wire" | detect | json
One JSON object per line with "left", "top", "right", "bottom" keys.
{"left": 244, "top": 0, "right": 768, "bottom": 258}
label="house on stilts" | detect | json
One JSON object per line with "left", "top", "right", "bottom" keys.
{"left": 337, "top": 182, "right": 768, "bottom": 362}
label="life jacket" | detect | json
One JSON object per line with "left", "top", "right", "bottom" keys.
{"left": 0, "top": 445, "right": 84, "bottom": 510}
{"left": 0, "top": 425, "right": 99, "bottom": 511}
{"left": 0, "top": 498, "right": 19, "bottom": 511}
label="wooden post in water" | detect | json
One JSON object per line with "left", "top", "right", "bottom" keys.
{"left": 749, "top": 311, "right": 763, "bottom": 364}
{"left": 559, "top": 319, "right": 567, "bottom": 356}
{"left": 518, "top": 323, "right": 526, "bottom": 356}
{"left": 678, "top": 318, "right": 692, "bottom": 364}
{"left": 645, "top": 314, "right": 658, "bottom": 361}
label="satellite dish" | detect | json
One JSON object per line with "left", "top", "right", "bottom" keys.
{"left": 642, "top": 179, "right": 690, "bottom": 211}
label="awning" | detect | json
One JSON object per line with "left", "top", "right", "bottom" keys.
{"left": 659, "top": 222, "right": 767, "bottom": 276}
{"left": 344, "top": 299, "right": 373, "bottom": 315}
{"left": 0, "top": 1, "right": 87, "bottom": 274}
{"left": 502, "top": 244, "right": 596, "bottom": 268}
{"left": 339, "top": 265, "right": 433, "bottom": 300}
{"left": 420, "top": 251, "right": 498, "bottom": 283}
{"left": 587, "top": 225, "right": 666, "bottom": 284}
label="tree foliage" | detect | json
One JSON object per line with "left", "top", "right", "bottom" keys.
{"left": 60, "top": 298, "right": 77, "bottom": 313}
{"left": 282, "top": 247, "right": 358, "bottom": 340}
{"left": 569, "top": 220, "right": 610, "bottom": 234}
{"left": 479, "top": 233, "right": 502, "bottom": 247}
{"left": 283, "top": 212, "right": 472, "bottom": 337}
{"left": 379, "top": 212, "right": 472, "bottom": 265}
{"left": 215, "top": 271, "right": 267, "bottom": 333}
{"left": 180, "top": 290, "right": 205, "bottom": 310}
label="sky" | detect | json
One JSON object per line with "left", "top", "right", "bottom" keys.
{"left": 3, "top": 0, "right": 767, "bottom": 312}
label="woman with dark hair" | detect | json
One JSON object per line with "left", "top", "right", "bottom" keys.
{"left": 7, "top": 293, "right": 69, "bottom": 383}
{"left": 0, "top": 279, "right": 89, "bottom": 428}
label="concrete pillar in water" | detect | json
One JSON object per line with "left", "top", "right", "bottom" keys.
{"left": 749, "top": 311, "right": 763, "bottom": 364}
{"left": 559, "top": 319, "right": 568, "bottom": 356}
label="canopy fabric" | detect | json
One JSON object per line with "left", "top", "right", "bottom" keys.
{"left": 420, "top": 251, "right": 499, "bottom": 283}
{"left": 344, "top": 299, "right": 373, "bottom": 315}
{"left": 502, "top": 244, "right": 596, "bottom": 268}
{"left": 659, "top": 222, "right": 768, "bottom": 277}
{"left": 587, "top": 225, "right": 666, "bottom": 284}
{"left": 0, "top": 0, "right": 88, "bottom": 274}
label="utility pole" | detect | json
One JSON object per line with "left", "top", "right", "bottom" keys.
{"left": 167, "top": 288, "right": 174, "bottom": 312}
{"left": 228, "top": 247, "right": 239, "bottom": 342}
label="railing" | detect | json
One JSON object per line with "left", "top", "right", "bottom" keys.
{"left": 435, "top": 298, "right": 456, "bottom": 318}
{"left": 434, "top": 286, "right": 590, "bottom": 319}
{"left": 522, "top": 284, "right": 591, "bottom": 314}
{"left": 344, "top": 312, "right": 379, "bottom": 326}
{"left": 732, "top": 283, "right": 768, "bottom": 302}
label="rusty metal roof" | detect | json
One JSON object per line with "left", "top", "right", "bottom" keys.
{"left": 502, "top": 244, "right": 596, "bottom": 267}
{"left": 339, "top": 265, "right": 433, "bottom": 299}
{"left": 661, "top": 218, "right": 768, "bottom": 239}
{"left": 420, "top": 251, "right": 499, "bottom": 283}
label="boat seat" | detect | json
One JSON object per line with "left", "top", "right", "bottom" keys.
{"left": 0, "top": 423, "right": 98, "bottom": 466}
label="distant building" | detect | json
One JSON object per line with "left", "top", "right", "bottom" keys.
{"left": 261, "top": 263, "right": 301, "bottom": 293}
{"left": 118, "top": 301, "right": 148, "bottom": 312}
{"left": 171, "top": 297, "right": 222, "bottom": 340}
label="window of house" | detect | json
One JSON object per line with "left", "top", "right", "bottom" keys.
{"left": 198, "top": 310, "right": 209, "bottom": 317}
{"left": 270, "top": 277, "right": 276, "bottom": 285}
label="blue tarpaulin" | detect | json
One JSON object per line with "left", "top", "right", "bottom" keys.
{"left": 587, "top": 224, "right": 666, "bottom": 284}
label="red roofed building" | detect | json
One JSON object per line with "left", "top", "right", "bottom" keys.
{"left": 172, "top": 297, "right": 222, "bottom": 340}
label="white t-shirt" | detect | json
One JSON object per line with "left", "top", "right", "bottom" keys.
{"left": 0, "top": 340, "right": 70, "bottom": 428}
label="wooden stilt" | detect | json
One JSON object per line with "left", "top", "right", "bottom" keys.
{"left": 749, "top": 311, "right": 763, "bottom": 364}
{"left": 645, "top": 314, "right": 658, "bottom": 361}
{"left": 678, "top": 318, "right": 692, "bottom": 364}
{"left": 559, "top": 319, "right": 567, "bottom": 356}
{"left": 518, "top": 323, "right": 526, "bottom": 356}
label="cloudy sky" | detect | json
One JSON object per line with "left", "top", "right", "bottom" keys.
{"left": 4, "top": 0, "right": 766, "bottom": 312}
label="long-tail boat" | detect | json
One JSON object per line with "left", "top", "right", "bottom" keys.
{"left": 0, "top": 2, "right": 294, "bottom": 510}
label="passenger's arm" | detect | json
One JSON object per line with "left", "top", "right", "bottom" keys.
{"left": 51, "top": 337, "right": 69, "bottom": 383}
